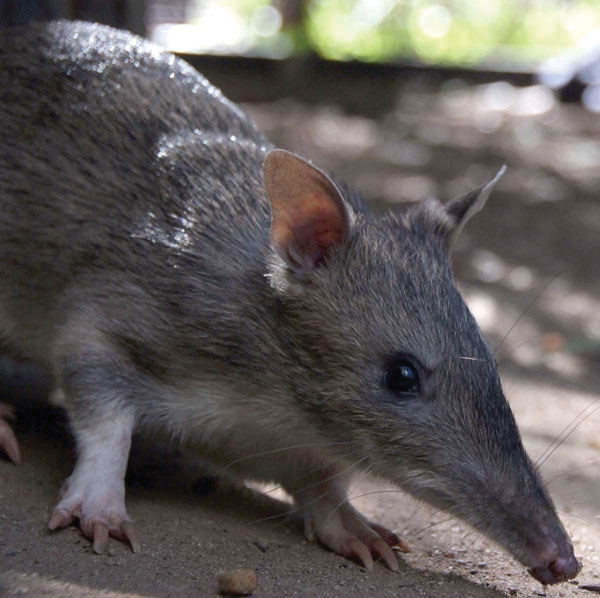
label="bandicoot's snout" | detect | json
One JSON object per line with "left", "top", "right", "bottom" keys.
{"left": 516, "top": 483, "right": 581, "bottom": 584}
{"left": 529, "top": 547, "right": 581, "bottom": 585}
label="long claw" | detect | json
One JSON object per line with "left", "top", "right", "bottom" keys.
{"left": 0, "top": 419, "right": 21, "bottom": 464}
{"left": 391, "top": 538, "right": 412, "bottom": 553}
{"left": 372, "top": 537, "right": 399, "bottom": 571}
{"left": 370, "top": 523, "right": 411, "bottom": 552}
{"left": 370, "top": 524, "right": 398, "bottom": 546}
{"left": 119, "top": 520, "right": 140, "bottom": 553}
{"left": 48, "top": 509, "right": 74, "bottom": 530}
{"left": 92, "top": 522, "right": 109, "bottom": 554}
{"left": 347, "top": 538, "right": 374, "bottom": 571}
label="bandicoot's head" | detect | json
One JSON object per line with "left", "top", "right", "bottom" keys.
{"left": 262, "top": 150, "right": 580, "bottom": 585}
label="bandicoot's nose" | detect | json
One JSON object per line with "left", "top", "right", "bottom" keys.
{"left": 529, "top": 554, "right": 581, "bottom": 585}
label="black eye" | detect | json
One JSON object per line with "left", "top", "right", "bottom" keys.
{"left": 384, "top": 359, "right": 420, "bottom": 394}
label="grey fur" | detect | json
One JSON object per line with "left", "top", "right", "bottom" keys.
{"left": 0, "top": 21, "right": 579, "bottom": 584}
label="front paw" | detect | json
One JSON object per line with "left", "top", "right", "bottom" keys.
{"left": 48, "top": 471, "right": 139, "bottom": 554}
{"left": 304, "top": 499, "right": 410, "bottom": 571}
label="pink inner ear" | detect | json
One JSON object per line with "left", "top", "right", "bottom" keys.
{"left": 287, "top": 192, "right": 347, "bottom": 266}
{"left": 264, "top": 149, "right": 351, "bottom": 270}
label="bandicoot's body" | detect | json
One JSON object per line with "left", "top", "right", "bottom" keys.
{"left": 0, "top": 20, "right": 580, "bottom": 584}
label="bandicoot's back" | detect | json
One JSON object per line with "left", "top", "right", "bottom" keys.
{"left": 0, "top": 20, "right": 272, "bottom": 361}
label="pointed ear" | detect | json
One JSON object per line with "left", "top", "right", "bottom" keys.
{"left": 443, "top": 165, "right": 506, "bottom": 246}
{"left": 263, "top": 149, "right": 353, "bottom": 273}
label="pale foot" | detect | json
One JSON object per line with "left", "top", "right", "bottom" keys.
{"left": 303, "top": 495, "right": 410, "bottom": 571}
{"left": 48, "top": 468, "right": 140, "bottom": 554}
{"left": 0, "top": 403, "right": 21, "bottom": 464}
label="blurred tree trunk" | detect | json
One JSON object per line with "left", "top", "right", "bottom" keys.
{"left": 275, "top": 0, "right": 311, "bottom": 54}
{"left": 275, "top": 0, "right": 308, "bottom": 27}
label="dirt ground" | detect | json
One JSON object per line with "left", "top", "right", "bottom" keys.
{"left": 1, "top": 77, "right": 600, "bottom": 598}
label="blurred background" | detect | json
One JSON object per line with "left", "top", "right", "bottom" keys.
{"left": 4, "top": 0, "right": 600, "bottom": 68}
{"left": 1, "top": 2, "right": 599, "bottom": 593}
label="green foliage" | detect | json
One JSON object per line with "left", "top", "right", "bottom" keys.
{"left": 303, "top": 0, "right": 600, "bottom": 66}
{"left": 183, "top": 0, "right": 600, "bottom": 66}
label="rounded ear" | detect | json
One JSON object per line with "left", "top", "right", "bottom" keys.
{"left": 263, "top": 149, "right": 353, "bottom": 273}
{"left": 444, "top": 166, "right": 506, "bottom": 246}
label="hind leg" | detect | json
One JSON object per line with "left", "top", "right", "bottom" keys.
{"left": 0, "top": 402, "right": 20, "bottom": 464}
{"left": 47, "top": 333, "right": 143, "bottom": 554}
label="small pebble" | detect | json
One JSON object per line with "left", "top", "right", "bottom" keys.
{"left": 252, "top": 540, "right": 268, "bottom": 553}
{"left": 217, "top": 568, "right": 257, "bottom": 596}
{"left": 509, "top": 589, "right": 518, "bottom": 596}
